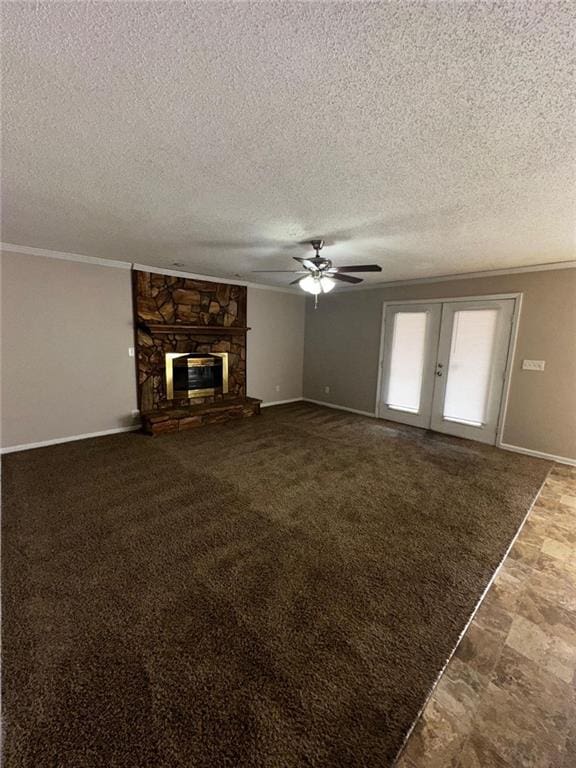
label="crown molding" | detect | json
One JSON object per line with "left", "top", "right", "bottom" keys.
{"left": 329, "top": 259, "right": 576, "bottom": 293}
{"left": 0, "top": 243, "right": 301, "bottom": 295}
{"left": 132, "top": 261, "right": 248, "bottom": 285}
{"left": 134, "top": 263, "right": 301, "bottom": 294}
{"left": 0, "top": 242, "right": 132, "bottom": 269}
{"left": 4, "top": 242, "right": 572, "bottom": 295}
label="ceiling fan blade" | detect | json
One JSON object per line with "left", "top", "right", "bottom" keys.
{"left": 327, "top": 265, "right": 382, "bottom": 273}
{"left": 293, "top": 257, "right": 321, "bottom": 270}
{"left": 250, "top": 270, "right": 307, "bottom": 273}
{"left": 331, "top": 273, "right": 363, "bottom": 284}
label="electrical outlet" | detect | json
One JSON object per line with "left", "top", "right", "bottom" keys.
{"left": 128, "top": 347, "right": 135, "bottom": 357}
{"left": 324, "top": 385, "right": 330, "bottom": 395}
{"left": 522, "top": 359, "right": 545, "bottom": 371}
{"left": 275, "top": 384, "right": 281, "bottom": 393}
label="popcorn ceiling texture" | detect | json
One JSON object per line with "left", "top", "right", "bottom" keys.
{"left": 2, "top": 1, "right": 575, "bottom": 286}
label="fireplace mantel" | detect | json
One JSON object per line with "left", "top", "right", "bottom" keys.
{"left": 140, "top": 323, "right": 251, "bottom": 335}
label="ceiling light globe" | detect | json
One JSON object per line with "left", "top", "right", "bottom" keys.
{"left": 319, "top": 277, "right": 336, "bottom": 293}
{"left": 299, "top": 275, "right": 322, "bottom": 294}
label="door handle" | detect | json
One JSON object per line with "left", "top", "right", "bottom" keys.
{"left": 436, "top": 371, "right": 443, "bottom": 376}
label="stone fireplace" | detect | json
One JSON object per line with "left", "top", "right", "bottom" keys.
{"left": 133, "top": 270, "right": 260, "bottom": 433}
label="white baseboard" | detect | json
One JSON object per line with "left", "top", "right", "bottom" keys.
{"left": 1, "top": 426, "right": 141, "bottom": 455}
{"left": 499, "top": 442, "right": 576, "bottom": 467}
{"left": 260, "top": 398, "right": 304, "bottom": 408}
{"left": 302, "top": 398, "right": 377, "bottom": 418}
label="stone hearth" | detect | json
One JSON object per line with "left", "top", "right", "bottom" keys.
{"left": 141, "top": 397, "right": 261, "bottom": 435}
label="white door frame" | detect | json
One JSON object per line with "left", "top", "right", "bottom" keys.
{"left": 375, "top": 293, "right": 523, "bottom": 446}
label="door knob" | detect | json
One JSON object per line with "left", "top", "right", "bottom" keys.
{"left": 436, "top": 371, "right": 443, "bottom": 376}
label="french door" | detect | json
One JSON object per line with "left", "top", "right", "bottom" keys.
{"left": 379, "top": 298, "right": 515, "bottom": 444}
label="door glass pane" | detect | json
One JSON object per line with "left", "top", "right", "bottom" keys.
{"left": 386, "top": 312, "right": 427, "bottom": 413}
{"left": 443, "top": 309, "right": 498, "bottom": 426}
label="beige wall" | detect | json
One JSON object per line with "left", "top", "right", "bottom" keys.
{"left": 303, "top": 268, "right": 576, "bottom": 461}
{"left": 0, "top": 253, "right": 307, "bottom": 449}
{"left": 1, "top": 251, "right": 138, "bottom": 448}
{"left": 247, "top": 286, "right": 305, "bottom": 404}
{"left": 3, "top": 251, "right": 573, "bottom": 459}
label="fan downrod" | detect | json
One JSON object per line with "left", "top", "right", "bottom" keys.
{"left": 310, "top": 239, "right": 324, "bottom": 256}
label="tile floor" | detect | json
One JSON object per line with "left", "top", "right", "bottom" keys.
{"left": 395, "top": 464, "right": 576, "bottom": 768}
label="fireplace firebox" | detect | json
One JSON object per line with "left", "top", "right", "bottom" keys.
{"left": 165, "top": 352, "right": 229, "bottom": 399}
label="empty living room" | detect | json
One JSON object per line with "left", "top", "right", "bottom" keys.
{"left": 2, "top": 2, "right": 575, "bottom": 767}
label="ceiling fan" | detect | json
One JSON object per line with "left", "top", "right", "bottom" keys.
{"left": 252, "top": 240, "right": 382, "bottom": 305}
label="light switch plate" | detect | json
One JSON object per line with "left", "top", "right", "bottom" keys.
{"left": 522, "top": 359, "right": 545, "bottom": 371}
{"left": 128, "top": 347, "right": 135, "bottom": 357}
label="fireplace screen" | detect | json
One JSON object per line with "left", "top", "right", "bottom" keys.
{"left": 165, "top": 352, "right": 229, "bottom": 399}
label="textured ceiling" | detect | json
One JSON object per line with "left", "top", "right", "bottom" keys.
{"left": 2, "top": 1, "right": 575, "bottom": 287}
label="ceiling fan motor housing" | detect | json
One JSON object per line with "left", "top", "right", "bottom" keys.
{"left": 309, "top": 240, "right": 330, "bottom": 271}
{"left": 311, "top": 257, "right": 332, "bottom": 272}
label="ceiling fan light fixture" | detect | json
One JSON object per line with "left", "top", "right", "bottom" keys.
{"left": 299, "top": 275, "right": 321, "bottom": 294}
{"left": 319, "top": 276, "right": 336, "bottom": 293}
{"left": 251, "top": 239, "right": 381, "bottom": 305}
{"left": 299, "top": 275, "right": 336, "bottom": 294}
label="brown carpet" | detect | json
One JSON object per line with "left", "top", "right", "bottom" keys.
{"left": 2, "top": 402, "right": 551, "bottom": 767}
